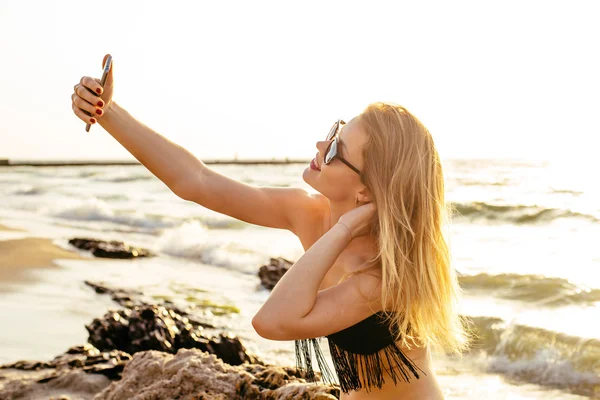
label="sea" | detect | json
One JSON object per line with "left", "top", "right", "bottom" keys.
{"left": 0, "top": 159, "right": 598, "bottom": 399}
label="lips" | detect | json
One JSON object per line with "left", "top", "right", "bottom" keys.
{"left": 310, "top": 158, "right": 321, "bottom": 171}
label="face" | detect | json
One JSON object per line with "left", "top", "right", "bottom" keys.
{"left": 302, "top": 116, "right": 369, "bottom": 203}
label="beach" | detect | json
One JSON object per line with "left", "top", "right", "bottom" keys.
{"left": 0, "top": 161, "right": 598, "bottom": 399}
{"left": 0, "top": 235, "right": 86, "bottom": 283}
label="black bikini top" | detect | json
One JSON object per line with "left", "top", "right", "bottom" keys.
{"left": 295, "top": 311, "right": 425, "bottom": 395}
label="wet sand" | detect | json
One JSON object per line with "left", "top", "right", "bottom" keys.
{"left": 0, "top": 224, "right": 108, "bottom": 397}
{"left": 0, "top": 235, "right": 87, "bottom": 284}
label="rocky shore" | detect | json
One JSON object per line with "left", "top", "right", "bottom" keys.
{"left": 0, "top": 245, "right": 339, "bottom": 400}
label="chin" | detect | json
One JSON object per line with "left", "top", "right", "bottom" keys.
{"left": 301, "top": 166, "right": 312, "bottom": 184}
{"left": 301, "top": 169, "right": 321, "bottom": 193}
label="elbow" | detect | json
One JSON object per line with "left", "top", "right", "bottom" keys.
{"left": 173, "top": 167, "right": 210, "bottom": 201}
{"left": 171, "top": 173, "right": 205, "bottom": 202}
{"left": 252, "top": 314, "right": 287, "bottom": 341}
{"left": 171, "top": 179, "right": 193, "bottom": 201}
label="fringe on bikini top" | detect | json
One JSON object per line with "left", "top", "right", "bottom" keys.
{"left": 294, "top": 311, "right": 425, "bottom": 394}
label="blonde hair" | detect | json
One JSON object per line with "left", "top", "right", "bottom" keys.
{"left": 345, "top": 102, "right": 471, "bottom": 355}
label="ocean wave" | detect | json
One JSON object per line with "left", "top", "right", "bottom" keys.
{"left": 451, "top": 201, "right": 598, "bottom": 224}
{"left": 188, "top": 216, "right": 248, "bottom": 230}
{"left": 468, "top": 316, "right": 600, "bottom": 397}
{"left": 459, "top": 273, "right": 600, "bottom": 306}
{"left": 9, "top": 184, "right": 47, "bottom": 196}
{"left": 96, "top": 194, "right": 130, "bottom": 201}
{"left": 94, "top": 174, "right": 155, "bottom": 183}
{"left": 77, "top": 171, "right": 102, "bottom": 178}
{"left": 551, "top": 188, "right": 585, "bottom": 196}
{"left": 42, "top": 197, "right": 249, "bottom": 233}
{"left": 156, "top": 221, "right": 266, "bottom": 274}
{"left": 46, "top": 198, "right": 178, "bottom": 231}
{"left": 455, "top": 178, "right": 510, "bottom": 187}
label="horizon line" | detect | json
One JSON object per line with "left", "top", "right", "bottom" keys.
{"left": 0, "top": 158, "right": 312, "bottom": 167}
{"left": 0, "top": 156, "right": 552, "bottom": 167}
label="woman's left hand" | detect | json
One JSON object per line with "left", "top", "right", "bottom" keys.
{"left": 337, "top": 202, "right": 377, "bottom": 240}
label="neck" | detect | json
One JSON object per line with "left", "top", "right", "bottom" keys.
{"left": 328, "top": 198, "right": 355, "bottom": 228}
{"left": 327, "top": 198, "right": 377, "bottom": 254}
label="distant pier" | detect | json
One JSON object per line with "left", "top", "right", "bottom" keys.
{"left": 0, "top": 158, "right": 310, "bottom": 167}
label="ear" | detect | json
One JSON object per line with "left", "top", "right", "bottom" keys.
{"left": 356, "top": 186, "right": 372, "bottom": 203}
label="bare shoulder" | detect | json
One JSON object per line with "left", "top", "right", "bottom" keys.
{"left": 289, "top": 191, "right": 330, "bottom": 248}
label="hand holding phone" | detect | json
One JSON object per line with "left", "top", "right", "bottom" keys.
{"left": 85, "top": 55, "right": 113, "bottom": 132}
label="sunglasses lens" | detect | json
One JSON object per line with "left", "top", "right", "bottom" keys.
{"left": 326, "top": 121, "right": 338, "bottom": 141}
{"left": 325, "top": 139, "right": 337, "bottom": 163}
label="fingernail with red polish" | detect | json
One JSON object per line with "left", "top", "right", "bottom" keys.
{"left": 96, "top": 88, "right": 102, "bottom": 94}
{"left": 90, "top": 118, "right": 96, "bottom": 124}
{"left": 97, "top": 101, "right": 104, "bottom": 107}
{"left": 95, "top": 109, "right": 103, "bottom": 115}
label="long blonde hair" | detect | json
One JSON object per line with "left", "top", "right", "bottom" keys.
{"left": 349, "top": 102, "right": 470, "bottom": 355}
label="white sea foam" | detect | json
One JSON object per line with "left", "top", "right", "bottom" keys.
{"left": 156, "top": 221, "right": 267, "bottom": 274}
{"left": 8, "top": 184, "right": 47, "bottom": 195}
{"left": 487, "top": 350, "right": 600, "bottom": 394}
{"left": 44, "top": 197, "right": 177, "bottom": 230}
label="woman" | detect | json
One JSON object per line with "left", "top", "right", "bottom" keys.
{"left": 71, "top": 54, "right": 470, "bottom": 399}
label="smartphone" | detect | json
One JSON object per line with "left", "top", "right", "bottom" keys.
{"left": 85, "top": 55, "right": 113, "bottom": 132}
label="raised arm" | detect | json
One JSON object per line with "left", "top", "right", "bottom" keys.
{"left": 173, "top": 166, "right": 324, "bottom": 232}
{"left": 71, "top": 59, "right": 325, "bottom": 234}
{"left": 100, "top": 103, "right": 324, "bottom": 233}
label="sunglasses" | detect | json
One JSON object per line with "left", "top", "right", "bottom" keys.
{"left": 324, "top": 119, "right": 361, "bottom": 175}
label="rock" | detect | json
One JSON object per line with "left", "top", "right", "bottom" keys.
{"left": 49, "top": 344, "right": 131, "bottom": 380}
{"left": 83, "top": 281, "right": 262, "bottom": 366}
{"left": 83, "top": 280, "right": 216, "bottom": 329}
{"left": 68, "top": 237, "right": 153, "bottom": 259}
{"left": 86, "top": 304, "right": 262, "bottom": 366}
{"left": 0, "top": 368, "right": 111, "bottom": 400}
{"left": 1, "top": 343, "right": 131, "bottom": 381}
{"left": 0, "top": 284, "right": 341, "bottom": 399}
{"left": 0, "top": 360, "right": 52, "bottom": 370}
{"left": 95, "top": 348, "right": 340, "bottom": 400}
{"left": 84, "top": 280, "right": 144, "bottom": 309}
{"left": 258, "top": 257, "right": 293, "bottom": 290}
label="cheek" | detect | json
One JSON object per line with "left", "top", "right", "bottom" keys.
{"left": 324, "top": 163, "right": 354, "bottom": 181}
{"left": 320, "top": 165, "right": 355, "bottom": 192}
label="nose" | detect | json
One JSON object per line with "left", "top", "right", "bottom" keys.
{"left": 316, "top": 140, "right": 329, "bottom": 152}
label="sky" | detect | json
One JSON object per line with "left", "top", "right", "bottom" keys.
{"left": 0, "top": 0, "right": 598, "bottom": 163}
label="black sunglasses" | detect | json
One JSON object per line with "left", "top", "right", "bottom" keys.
{"left": 324, "top": 119, "right": 361, "bottom": 175}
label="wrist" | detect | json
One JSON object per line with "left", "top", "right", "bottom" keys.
{"left": 336, "top": 222, "right": 353, "bottom": 241}
{"left": 99, "top": 101, "right": 118, "bottom": 127}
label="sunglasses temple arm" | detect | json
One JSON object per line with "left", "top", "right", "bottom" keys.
{"left": 339, "top": 158, "right": 361, "bottom": 175}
